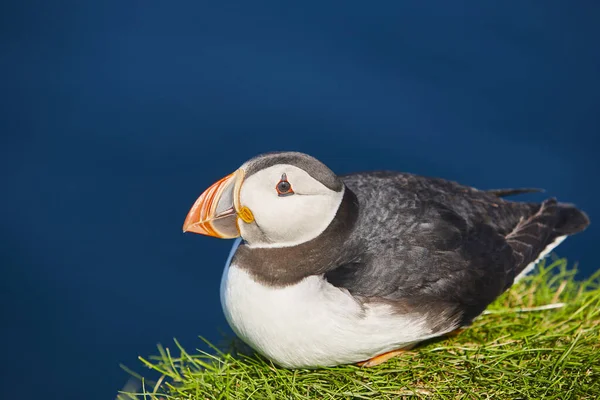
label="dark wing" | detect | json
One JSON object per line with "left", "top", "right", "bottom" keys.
{"left": 326, "top": 172, "right": 589, "bottom": 329}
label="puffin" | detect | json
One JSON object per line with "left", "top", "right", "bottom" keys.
{"left": 182, "top": 151, "right": 589, "bottom": 368}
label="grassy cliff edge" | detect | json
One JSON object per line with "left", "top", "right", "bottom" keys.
{"left": 120, "top": 259, "right": 600, "bottom": 399}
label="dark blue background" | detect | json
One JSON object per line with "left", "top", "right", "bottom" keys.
{"left": 2, "top": 2, "right": 598, "bottom": 399}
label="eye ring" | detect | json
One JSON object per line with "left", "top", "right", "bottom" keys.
{"left": 276, "top": 173, "right": 294, "bottom": 197}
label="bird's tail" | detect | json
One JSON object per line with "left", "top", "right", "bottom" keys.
{"left": 506, "top": 198, "right": 589, "bottom": 280}
{"left": 486, "top": 187, "right": 544, "bottom": 197}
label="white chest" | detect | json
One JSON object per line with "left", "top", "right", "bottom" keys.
{"left": 219, "top": 240, "right": 439, "bottom": 368}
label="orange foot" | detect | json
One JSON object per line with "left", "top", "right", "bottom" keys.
{"left": 356, "top": 344, "right": 416, "bottom": 367}
{"left": 445, "top": 327, "right": 467, "bottom": 338}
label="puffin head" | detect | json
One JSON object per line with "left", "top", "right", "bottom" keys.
{"left": 183, "top": 152, "right": 345, "bottom": 248}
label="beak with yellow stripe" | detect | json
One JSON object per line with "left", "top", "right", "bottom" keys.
{"left": 182, "top": 169, "right": 254, "bottom": 238}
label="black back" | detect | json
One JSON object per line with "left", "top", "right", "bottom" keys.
{"left": 325, "top": 172, "right": 589, "bottom": 326}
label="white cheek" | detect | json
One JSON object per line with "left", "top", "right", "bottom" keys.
{"left": 242, "top": 188, "right": 344, "bottom": 248}
{"left": 238, "top": 164, "right": 344, "bottom": 247}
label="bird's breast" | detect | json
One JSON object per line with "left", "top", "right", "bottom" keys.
{"left": 219, "top": 241, "right": 435, "bottom": 367}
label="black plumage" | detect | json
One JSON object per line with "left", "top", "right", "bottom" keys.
{"left": 326, "top": 172, "right": 588, "bottom": 326}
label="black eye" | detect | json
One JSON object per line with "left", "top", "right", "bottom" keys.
{"left": 276, "top": 173, "right": 294, "bottom": 196}
{"left": 277, "top": 181, "right": 291, "bottom": 193}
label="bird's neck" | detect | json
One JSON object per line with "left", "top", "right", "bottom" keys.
{"left": 233, "top": 187, "right": 360, "bottom": 287}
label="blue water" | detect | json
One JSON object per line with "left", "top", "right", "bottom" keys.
{"left": 1, "top": 2, "right": 598, "bottom": 399}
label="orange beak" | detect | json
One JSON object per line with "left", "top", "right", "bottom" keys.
{"left": 182, "top": 169, "right": 247, "bottom": 238}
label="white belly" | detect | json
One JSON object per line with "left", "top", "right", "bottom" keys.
{"left": 219, "top": 239, "right": 442, "bottom": 368}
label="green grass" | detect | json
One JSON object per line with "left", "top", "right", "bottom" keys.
{"left": 119, "top": 259, "right": 600, "bottom": 399}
